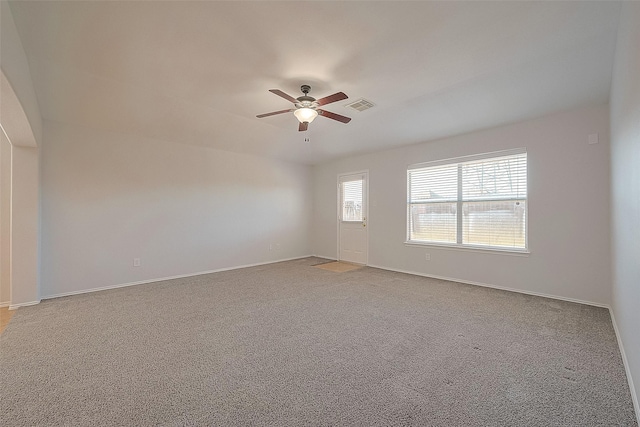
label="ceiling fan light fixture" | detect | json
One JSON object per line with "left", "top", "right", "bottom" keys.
{"left": 294, "top": 107, "right": 318, "bottom": 123}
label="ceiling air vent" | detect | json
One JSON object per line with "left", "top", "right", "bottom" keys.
{"left": 345, "top": 98, "right": 375, "bottom": 112}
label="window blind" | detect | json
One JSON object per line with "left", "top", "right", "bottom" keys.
{"left": 407, "top": 150, "right": 527, "bottom": 250}
{"left": 341, "top": 179, "right": 363, "bottom": 221}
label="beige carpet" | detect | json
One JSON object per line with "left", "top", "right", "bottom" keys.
{"left": 0, "top": 257, "right": 637, "bottom": 426}
{"left": 314, "top": 260, "right": 363, "bottom": 272}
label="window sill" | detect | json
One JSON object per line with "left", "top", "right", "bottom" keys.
{"left": 404, "top": 241, "right": 530, "bottom": 256}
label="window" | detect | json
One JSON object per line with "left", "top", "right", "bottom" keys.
{"left": 407, "top": 149, "right": 527, "bottom": 251}
{"left": 341, "top": 178, "right": 363, "bottom": 221}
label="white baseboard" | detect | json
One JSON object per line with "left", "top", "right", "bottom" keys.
{"left": 0, "top": 301, "right": 10, "bottom": 308}
{"left": 366, "top": 263, "right": 609, "bottom": 308}
{"left": 42, "top": 255, "right": 314, "bottom": 301}
{"left": 609, "top": 309, "right": 640, "bottom": 423}
{"left": 311, "top": 253, "right": 336, "bottom": 261}
{"left": 8, "top": 300, "right": 41, "bottom": 310}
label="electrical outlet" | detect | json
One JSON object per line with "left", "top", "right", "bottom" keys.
{"left": 133, "top": 258, "right": 141, "bottom": 267}
{"left": 425, "top": 253, "right": 431, "bottom": 261}
{"left": 275, "top": 243, "right": 281, "bottom": 251}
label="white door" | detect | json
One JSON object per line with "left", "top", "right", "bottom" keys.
{"left": 338, "top": 172, "right": 368, "bottom": 264}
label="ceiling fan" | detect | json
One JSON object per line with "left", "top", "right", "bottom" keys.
{"left": 257, "top": 85, "right": 352, "bottom": 131}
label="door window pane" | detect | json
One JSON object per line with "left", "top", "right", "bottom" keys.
{"left": 342, "top": 180, "right": 363, "bottom": 221}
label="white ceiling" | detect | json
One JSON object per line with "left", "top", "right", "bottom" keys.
{"left": 9, "top": 1, "right": 621, "bottom": 165}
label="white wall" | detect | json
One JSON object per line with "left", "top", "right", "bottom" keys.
{"left": 9, "top": 143, "right": 39, "bottom": 306}
{"left": 40, "top": 121, "right": 312, "bottom": 297}
{"left": 0, "top": 131, "right": 11, "bottom": 306}
{"left": 610, "top": 1, "right": 640, "bottom": 416}
{"left": 314, "top": 104, "right": 611, "bottom": 305}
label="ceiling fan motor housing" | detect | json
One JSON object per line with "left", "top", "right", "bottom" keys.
{"left": 296, "top": 85, "right": 317, "bottom": 108}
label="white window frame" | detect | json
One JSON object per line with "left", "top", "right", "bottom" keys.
{"left": 406, "top": 148, "right": 529, "bottom": 254}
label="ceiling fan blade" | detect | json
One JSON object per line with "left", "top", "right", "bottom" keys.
{"left": 316, "top": 92, "right": 348, "bottom": 106}
{"left": 298, "top": 121, "right": 308, "bottom": 132}
{"left": 269, "top": 89, "right": 298, "bottom": 104}
{"left": 318, "top": 109, "right": 352, "bottom": 123}
{"left": 256, "top": 109, "right": 294, "bottom": 118}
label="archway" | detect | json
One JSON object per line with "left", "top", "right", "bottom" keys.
{"left": 0, "top": 69, "right": 40, "bottom": 309}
